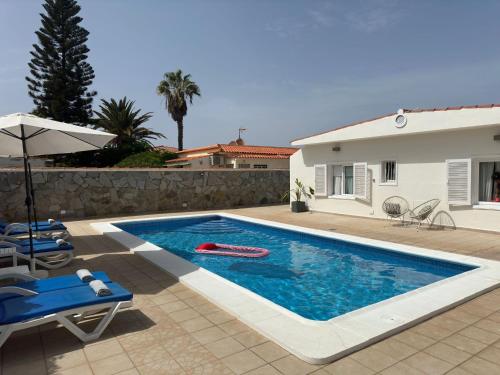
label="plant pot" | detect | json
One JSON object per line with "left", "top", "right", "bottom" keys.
{"left": 291, "top": 201, "right": 307, "bottom": 213}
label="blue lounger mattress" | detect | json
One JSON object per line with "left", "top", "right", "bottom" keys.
{"left": 0, "top": 282, "right": 133, "bottom": 324}
{"left": 14, "top": 272, "right": 111, "bottom": 293}
{"left": 0, "top": 220, "right": 66, "bottom": 231}
{"left": 0, "top": 239, "right": 73, "bottom": 254}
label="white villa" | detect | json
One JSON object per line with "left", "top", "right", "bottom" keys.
{"left": 290, "top": 104, "right": 500, "bottom": 232}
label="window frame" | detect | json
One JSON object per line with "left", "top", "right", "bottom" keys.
{"left": 328, "top": 164, "right": 355, "bottom": 198}
{"left": 379, "top": 160, "right": 398, "bottom": 186}
{"left": 474, "top": 157, "right": 500, "bottom": 206}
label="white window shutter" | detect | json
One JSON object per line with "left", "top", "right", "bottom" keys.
{"left": 314, "top": 164, "right": 327, "bottom": 197}
{"left": 353, "top": 162, "right": 368, "bottom": 200}
{"left": 446, "top": 159, "right": 471, "bottom": 205}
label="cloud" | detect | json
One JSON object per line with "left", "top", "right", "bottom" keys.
{"left": 264, "top": 19, "right": 307, "bottom": 38}
{"left": 344, "top": 2, "right": 403, "bottom": 33}
{"left": 265, "top": 0, "right": 403, "bottom": 38}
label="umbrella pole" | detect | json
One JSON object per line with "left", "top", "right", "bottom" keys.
{"left": 28, "top": 162, "right": 40, "bottom": 237}
{"left": 20, "top": 125, "right": 36, "bottom": 273}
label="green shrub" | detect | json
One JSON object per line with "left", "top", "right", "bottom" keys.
{"left": 115, "top": 151, "right": 176, "bottom": 168}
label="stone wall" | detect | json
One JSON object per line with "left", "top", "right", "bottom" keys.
{"left": 0, "top": 169, "right": 289, "bottom": 220}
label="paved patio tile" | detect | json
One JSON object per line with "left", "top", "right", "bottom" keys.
{"left": 52, "top": 363, "right": 94, "bottom": 375}
{"left": 271, "top": 355, "right": 322, "bottom": 375}
{"left": 169, "top": 308, "right": 201, "bottom": 323}
{"left": 126, "top": 342, "right": 170, "bottom": 367}
{"left": 393, "top": 330, "right": 436, "bottom": 350}
{"left": 218, "top": 320, "right": 249, "bottom": 336}
{"left": 370, "top": 337, "right": 417, "bottom": 361}
{"left": 424, "top": 342, "right": 472, "bottom": 365}
{"left": 135, "top": 357, "right": 184, "bottom": 374}
{"left": 442, "top": 333, "right": 488, "bottom": 354}
{"left": 179, "top": 316, "right": 214, "bottom": 333}
{"left": 322, "top": 357, "right": 374, "bottom": 374}
{"left": 83, "top": 339, "right": 125, "bottom": 362}
{"left": 349, "top": 346, "right": 398, "bottom": 372}
{"left": 233, "top": 330, "right": 268, "bottom": 348}
{"left": 185, "top": 359, "right": 235, "bottom": 374}
{"left": 401, "top": 352, "right": 455, "bottom": 375}
{"left": 476, "top": 345, "right": 500, "bottom": 366}
{"left": 222, "top": 350, "right": 266, "bottom": 374}
{"left": 90, "top": 353, "right": 134, "bottom": 375}
{"left": 204, "top": 337, "right": 245, "bottom": 359}
{"left": 191, "top": 326, "right": 229, "bottom": 345}
{"left": 245, "top": 364, "right": 282, "bottom": 375}
{"left": 458, "top": 326, "right": 500, "bottom": 345}
{"left": 250, "top": 341, "right": 289, "bottom": 363}
{"left": 3, "top": 358, "right": 47, "bottom": 375}
{"left": 378, "top": 362, "right": 426, "bottom": 375}
{"left": 46, "top": 348, "right": 87, "bottom": 373}
{"left": 205, "top": 310, "right": 236, "bottom": 325}
{"left": 459, "top": 356, "right": 500, "bottom": 375}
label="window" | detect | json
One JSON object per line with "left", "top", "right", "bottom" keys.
{"left": 253, "top": 164, "right": 268, "bottom": 169}
{"left": 237, "top": 164, "right": 250, "bottom": 169}
{"left": 381, "top": 161, "right": 397, "bottom": 184}
{"left": 478, "top": 161, "right": 500, "bottom": 203}
{"left": 330, "top": 165, "right": 353, "bottom": 196}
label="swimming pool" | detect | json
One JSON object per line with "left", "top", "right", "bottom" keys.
{"left": 116, "top": 214, "right": 474, "bottom": 321}
{"left": 94, "top": 213, "right": 500, "bottom": 363}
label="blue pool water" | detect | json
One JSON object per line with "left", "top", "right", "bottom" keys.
{"left": 117, "top": 215, "right": 475, "bottom": 320}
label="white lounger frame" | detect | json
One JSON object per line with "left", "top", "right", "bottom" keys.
{"left": 0, "top": 300, "right": 130, "bottom": 347}
{"left": 0, "top": 240, "right": 74, "bottom": 269}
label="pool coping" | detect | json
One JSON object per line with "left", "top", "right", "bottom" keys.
{"left": 92, "top": 213, "right": 500, "bottom": 364}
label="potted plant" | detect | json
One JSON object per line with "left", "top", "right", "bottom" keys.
{"left": 282, "top": 178, "right": 315, "bottom": 213}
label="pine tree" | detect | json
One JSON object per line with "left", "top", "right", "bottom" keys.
{"left": 26, "top": 0, "right": 96, "bottom": 125}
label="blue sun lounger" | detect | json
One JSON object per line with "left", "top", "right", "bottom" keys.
{"left": 0, "top": 237, "right": 74, "bottom": 269}
{"left": 0, "top": 219, "right": 69, "bottom": 239}
{"left": 0, "top": 282, "right": 133, "bottom": 347}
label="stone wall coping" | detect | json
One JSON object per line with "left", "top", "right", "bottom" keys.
{"left": 0, "top": 168, "right": 289, "bottom": 172}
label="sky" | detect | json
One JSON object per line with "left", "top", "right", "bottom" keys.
{"left": 2, "top": 0, "right": 500, "bottom": 148}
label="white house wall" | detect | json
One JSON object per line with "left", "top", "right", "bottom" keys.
{"left": 290, "top": 126, "right": 500, "bottom": 232}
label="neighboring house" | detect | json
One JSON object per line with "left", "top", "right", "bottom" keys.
{"left": 290, "top": 104, "right": 500, "bottom": 232}
{"left": 154, "top": 145, "right": 178, "bottom": 153}
{"left": 165, "top": 144, "right": 297, "bottom": 169}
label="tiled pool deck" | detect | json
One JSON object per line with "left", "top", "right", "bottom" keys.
{"left": 3, "top": 206, "right": 500, "bottom": 375}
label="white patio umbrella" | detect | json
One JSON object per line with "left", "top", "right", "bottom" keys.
{"left": 0, "top": 113, "right": 116, "bottom": 273}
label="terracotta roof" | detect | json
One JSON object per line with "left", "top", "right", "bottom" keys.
{"left": 176, "top": 145, "right": 220, "bottom": 154}
{"left": 219, "top": 145, "right": 297, "bottom": 155}
{"left": 155, "top": 145, "right": 178, "bottom": 153}
{"left": 164, "top": 155, "right": 206, "bottom": 164}
{"left": 291, "top": 103, "right": 500, "bottom": 143}
{"left": 231, "top": 153, "right": 292, "bottom": 159}
{"left": 177, "top": 144, "right": 298, "bottom": 156}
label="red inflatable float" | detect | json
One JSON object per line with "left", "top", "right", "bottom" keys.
{"left": 195, "top": 242, "right": 269, "bottom": 258}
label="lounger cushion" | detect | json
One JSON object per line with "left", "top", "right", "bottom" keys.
{"left": 0, "top": 239, "right": 74, "bottom": 254}
{"left": 0, "top": 272, "right": 111, "bottom": 302}
{"left": 3, "top": 224, "right": 67, "bottom": 236}
{"left": 0, "top": 220, "right": 66, "bottom": 231}
{"left": 0, "top": 282, "right": 132, "bottom": 324}
{"left": 17, "top": 272, "right": 110, "bottom": 293}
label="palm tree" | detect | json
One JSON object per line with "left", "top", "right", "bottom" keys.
{"left": 94, "top": 97, "right": 165, "bottom": 148}
{"left": 157, "top": 70, "right": 201, "bottom": 151}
